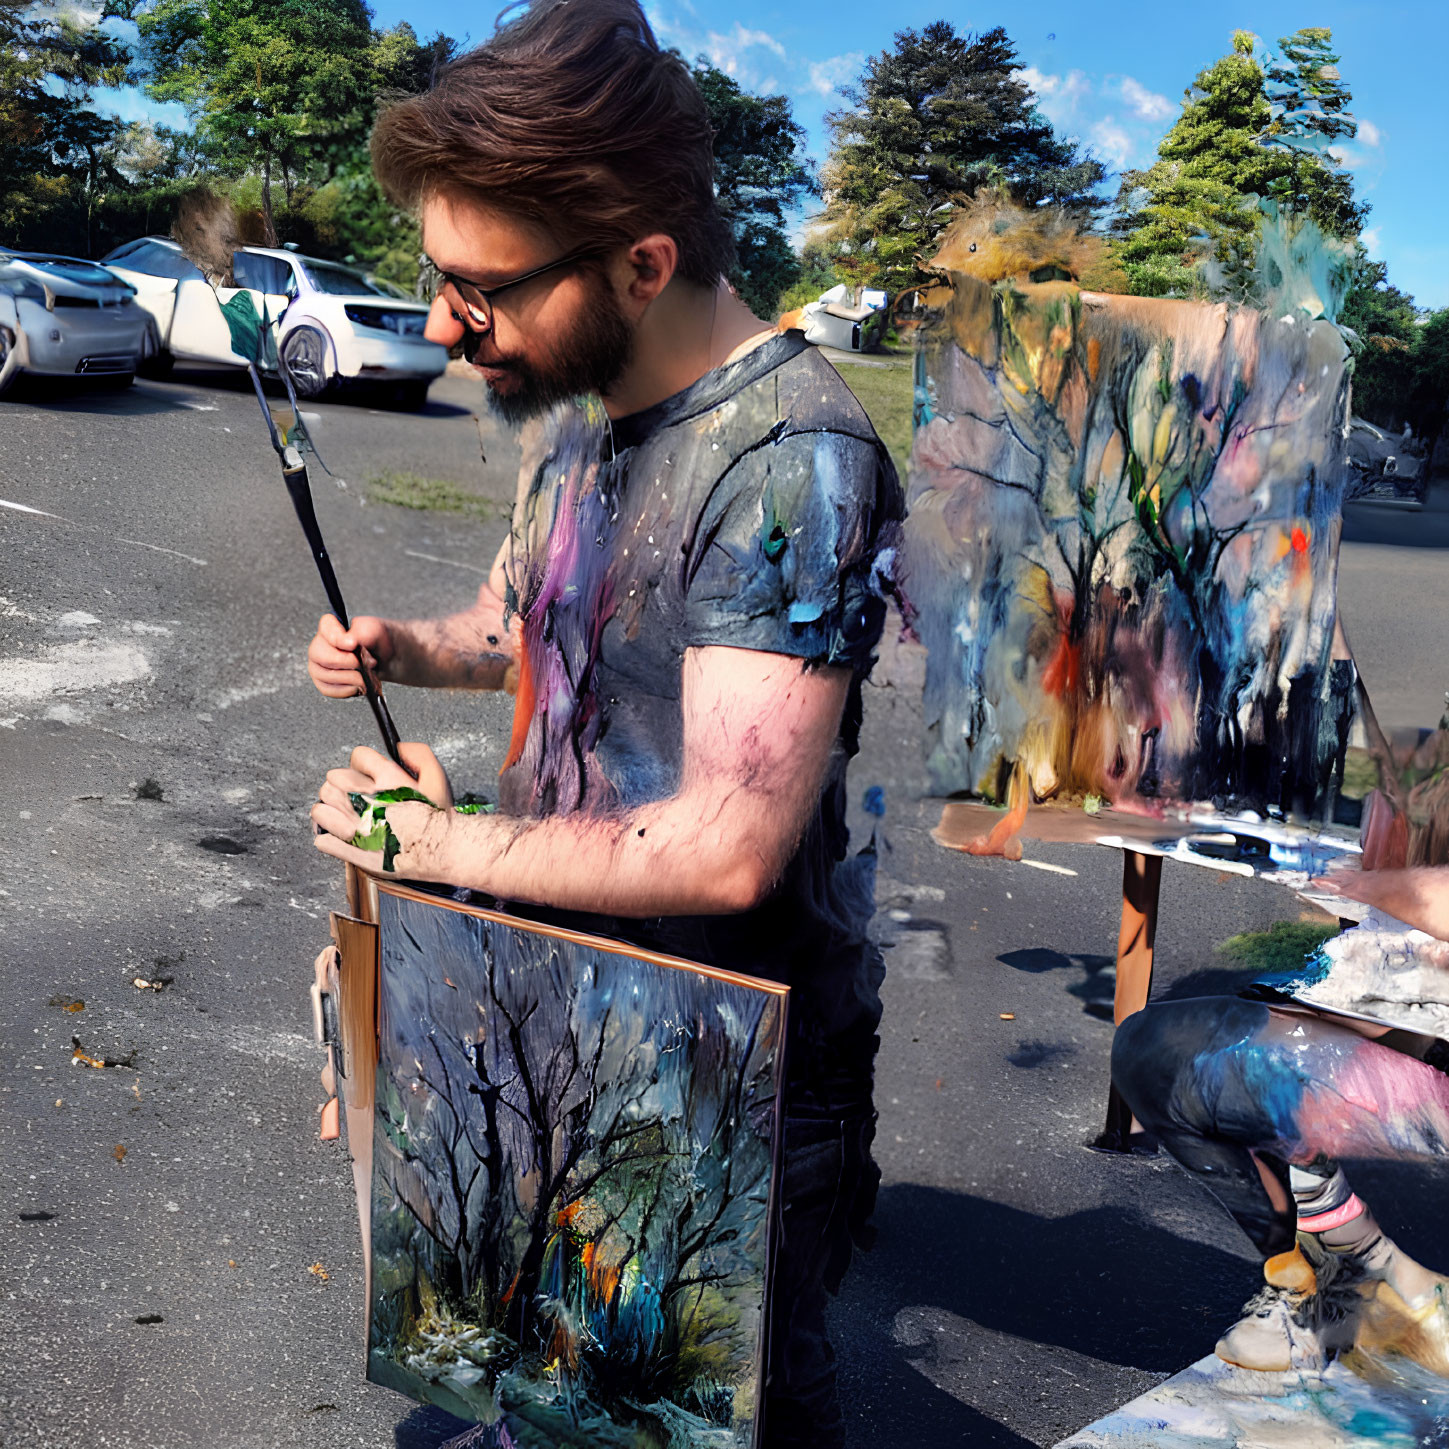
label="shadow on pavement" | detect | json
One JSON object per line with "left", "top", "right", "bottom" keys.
{"left": 162, "top": 364, "right": 476, "bottom": 415}
{"left": 4, "top": 374, "right": 192, "bottom": 415}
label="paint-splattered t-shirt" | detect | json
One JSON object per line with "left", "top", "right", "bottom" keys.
{"left": 496, "top": 333, "right": 904, "bottom": 1106}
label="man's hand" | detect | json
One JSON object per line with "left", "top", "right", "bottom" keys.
{"left": 311, "top": 743, "right": 454, "bottom": 877}
{"left": 308, "top": 613, "right": 394, "bottom": 698}
{"left": 1313, "top": 864, "right": 1449, "bottom": 943}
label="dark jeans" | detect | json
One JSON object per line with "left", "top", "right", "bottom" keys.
{"left": 1113, "top": 995, "right": 1449, "bottom": 1259}
{"left": 763, "top": 1107, "right": 880, "bottom": 1449}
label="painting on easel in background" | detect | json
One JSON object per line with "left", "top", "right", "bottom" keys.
{"left": 902, "top": 194, "right": 1357, "bottom": 826}
{"left": 365, "top": 883, "right": 787, "bottom": 1448}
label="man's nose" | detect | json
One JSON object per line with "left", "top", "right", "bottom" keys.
{"left": 424, "top": 293, "right": 465, "bottom": 347}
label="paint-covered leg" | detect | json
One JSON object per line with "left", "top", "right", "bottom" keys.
{"left": 1113, "top": 999, "right": 1302, "bottom": 1254}
{"left": 1114, "top": 998, "right": 1449, "bottom": 1373}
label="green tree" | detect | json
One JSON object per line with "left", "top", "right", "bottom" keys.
{"left": 1115, "top": 28, "right": 1366, "bottom": 297}
{"left": 820, "top": 23, "right": 1105, "bottom": 294}
{"left": 1261, "top": 27, "right": 1366, "bottom": 238}
{"left": 301, "top": 23, "right": 458, "bottom": 290}
{"left": 1407, "top": 310, "right": 1449, "bottom": 467}
{"left": 1340, "top": 255, "right": 1419, "bottom": 428}
{"left": 138, "top": 0, "right": 377, "bottom": 244}
{"left": 691, "top": 61, "right": 814, "bottom": 317}
{"left": 775, "top": 240, "right": 843, "bottom": 314}
{"left": 0, "top": 0, "right": 131, "bottom": 247}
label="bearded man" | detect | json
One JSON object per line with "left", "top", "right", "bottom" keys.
{"left": 304, "top": 3, "right": 903, "bottom": 1443}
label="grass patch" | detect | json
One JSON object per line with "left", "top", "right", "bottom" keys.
{"left": 1217, "top": 919, "right": 1340, "bottom": 973}
{"left": 367, "top": 471, "right": 505, "bottom": 521}
{"left": 830, "top": 357, "right": 914, "bottom": 481}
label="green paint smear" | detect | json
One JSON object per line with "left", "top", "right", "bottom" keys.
{"left": 347, "top": 789, "right": 494, "bottom": 870}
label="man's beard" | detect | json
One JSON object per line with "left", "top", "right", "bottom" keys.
{"left": 467, "top": 277, "right": 634, "bottom": 425}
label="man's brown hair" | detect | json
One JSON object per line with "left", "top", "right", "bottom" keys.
{"left": 372, "top": 0, "right": 734, "bottom": 288}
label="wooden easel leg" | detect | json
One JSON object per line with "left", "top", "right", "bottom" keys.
{"left": 1093, "top": 850, "right": 1163, "bottom": 1153}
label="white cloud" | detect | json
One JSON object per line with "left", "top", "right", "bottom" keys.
{"left": 806, "top": 51, "right": 864, "bottom": 98}
{"left": 1361, "top": 227, "right": 1382, "bottom": 258}
{"left": 1358, "top": 119, "right": 1382, "bottom": 148}
{"left": 1119, "top": 76, "right": 1173, "bottom": 122}
{"left": 646, "top": 9, "right": 795, "bottom": 92}
{"left": 698, "top": 20, "right": 785, "bottom": 78}
{"left": 1089, "top": 119, "right": 1134, "bottom": 169}
{"left": 1015, "top": 67, "right": 1090, "bottom": 129}
{"left": 1017, "top": 65, "right": 1061, "bottom": 96}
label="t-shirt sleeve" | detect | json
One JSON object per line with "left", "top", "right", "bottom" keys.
{"left": 681, "top": 428, "right": 901, "bottom": 670}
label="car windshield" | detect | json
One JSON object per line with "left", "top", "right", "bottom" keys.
{"left": 300, "top": 260, "right": 384, "bottom": 296}
{"left": 103, "top": 242, "right": 205, "bottom": 282}
{"left": 367, "top": 277, "right": 412, "bottom": 300}
{"left": 8, "top": 255, "right": 120, "bottom": 287}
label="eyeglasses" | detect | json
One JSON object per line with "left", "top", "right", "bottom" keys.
{"left": 436, "top": 247, "right": 597, "bottom": 334}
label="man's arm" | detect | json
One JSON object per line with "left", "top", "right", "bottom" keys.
{"left": 312, "top": 645, "right": 850, "bottom": 917}
{"left": 307, "top": 537, "right": 517, "bottom": 695}
{"left": 1315, "top": 865, "right": 1449, "bottom": 942}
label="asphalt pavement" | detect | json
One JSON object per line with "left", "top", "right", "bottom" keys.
{"left": 2, "top": 367, "right": 1447, "bottom": 1449}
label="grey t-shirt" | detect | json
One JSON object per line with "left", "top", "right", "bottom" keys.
{"left": 496, "top": 333, "right": 903, "bottom": 1106}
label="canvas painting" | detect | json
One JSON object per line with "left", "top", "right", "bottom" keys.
{"left": 366, "top": 884, "right": 788, "bottom": 1448}
{"left": 1054, "top": 1350, "right": 1449, "bottom": 1448}
{"left": 903, "top": 203, "right": 1355, "bottom": 819}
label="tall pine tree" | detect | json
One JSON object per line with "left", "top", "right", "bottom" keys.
{"left": 1261, "top": 27, "right": 1366, "bottom": 238}
{"left": 1115, "top": 28, "right": 1366, "bottom": 297}
{"left": 821, "top": 23, "right": 1104, "bottom": 294}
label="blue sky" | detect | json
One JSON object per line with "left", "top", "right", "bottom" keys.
{"left": 86, "top": 0, "right": 1449, "bottom": 306}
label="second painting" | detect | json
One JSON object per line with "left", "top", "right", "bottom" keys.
{"left": 366, "top": 883, "right": 788, "bottom": 1448}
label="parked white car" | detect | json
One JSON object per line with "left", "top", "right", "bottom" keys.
{"left": 0, "top": 250, "right": 151, "bottom": 397}
{"left": 100, "top": 238, "right": 447, "bottom": 408}
{"left": 793, "top": 283, "right": 889, "bottom": 353}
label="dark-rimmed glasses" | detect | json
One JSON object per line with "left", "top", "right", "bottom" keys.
{"left": 435, "top": 246, "right": 598, "bottom": 334}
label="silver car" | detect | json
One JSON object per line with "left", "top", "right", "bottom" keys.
{"left": 102, "top": 238, "right": 447, "bottom": 408}
{"left": 0, "top": 250, "right": 151, "bottom": 397}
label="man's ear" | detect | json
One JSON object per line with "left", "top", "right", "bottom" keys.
{"left": 617, "top": 233, "right": 679, "bottom": 314}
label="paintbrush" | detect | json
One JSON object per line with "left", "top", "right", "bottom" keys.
{"left": 245, "top": 362, "right": 410, "bottom": 772}
{"left": 167, "top": 191, "right": 411, "bottom": 773}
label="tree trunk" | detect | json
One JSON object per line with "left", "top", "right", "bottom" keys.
{"left": 261, "top": 155, "right": 278, "bottom": 247}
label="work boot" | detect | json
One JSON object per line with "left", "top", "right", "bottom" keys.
{"left": 1350, "top": 1234, "right": 1449, "bottom": 1378}
{"left": 1214, "top": 1242, "right": 1365, "bottom": 1373}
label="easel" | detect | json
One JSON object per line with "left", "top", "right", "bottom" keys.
{"left": 932, "top": 801, "right": 1362, "bottom": 1153}
{"left": 1095, "top": 850, "right": 1162, "bottom": 1152}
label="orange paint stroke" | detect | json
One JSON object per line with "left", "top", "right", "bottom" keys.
{"left": 500, "top": 630, "right": 535, "bottom": 774}
{"left": 953, "top": 769, "right": 1028, "bottom": 860}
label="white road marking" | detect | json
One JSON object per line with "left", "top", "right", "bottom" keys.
{"left": 0, "top": 495, "right": 208, "bottom": 566}
{"left": 1018, "top": 858, "right": 1079, "bottom": 877}
{"left": 403, "top": 548, "right": 488, "bottom": 574}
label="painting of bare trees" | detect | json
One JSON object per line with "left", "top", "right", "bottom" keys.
{"left": 903, "top": 217, "right": 1355, "bottom": 819}
{"left": 366, "top": 886, "right": 787, "bottom": 1448}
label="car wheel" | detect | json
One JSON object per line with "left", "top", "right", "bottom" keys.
{"left": 97, "top": 372, "right": 135, "bottom": 391}
{"left": 396, "top": 381, "right": 430, "bottom": 412}
{"left": 281, "top": 326, "right": 333, "bottom": 399}
{"left": 0, "top": 327, "right": 17, "bottom": 397}
{"left": 138, "top": 349, "right": 174, "bottom": 380}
